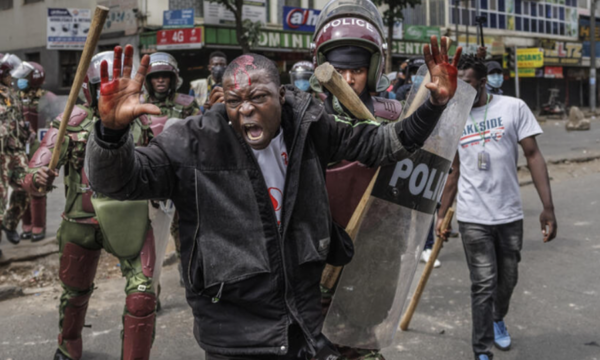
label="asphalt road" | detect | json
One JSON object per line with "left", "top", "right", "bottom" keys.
{"left": 1, "top": 124, "right": 600, "bottom": 360}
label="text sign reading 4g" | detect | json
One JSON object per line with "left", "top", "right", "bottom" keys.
{"left": 371, "top": 151, "right": 452, "bottom": 214}
{"left": 156, "top": 27, "right": 202, "bottom": 50}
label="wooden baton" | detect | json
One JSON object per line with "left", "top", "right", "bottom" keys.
{"left": 400, "top": 208, "right": 455, "bottom": 331}
{"left": 48, "top": 6, "right": 109, "bottom": 171}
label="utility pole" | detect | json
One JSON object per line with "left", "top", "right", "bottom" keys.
{"left": 590, "top": 0, "right": 597, "bottom": 112}
{"left": 514, "top": 45, "right": 520, "bottom": 98}
{"left": 455, "top": 0, "right": 459, "bottom": 43}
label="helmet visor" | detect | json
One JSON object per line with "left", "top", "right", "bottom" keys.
{"left": 1, "top": 54, "right": 22, "bottom": 71}
{"left": 149, "top": 52, "right": 178, "bottom": 73}
{"left": 87, "top": 51, "right": 116, "bottom": 84}
{"left": 290, "top": 71, "right": 314, "bottom": 83}
{"left": 315, "top": 0, "right": 385, "bottom": 37}
{"left": 10, "top": 62, "right": 34, "bottom": 79}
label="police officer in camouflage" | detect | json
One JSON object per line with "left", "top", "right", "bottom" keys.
{"left": 142, "top": 52, "right": 200, "bottom": 284}
{"left": 3, "top": 61, "right": 57, "bottom": 242}
{"left": 0, "top": 53, "right": 32, "bottom": 248}
{"left": 23, "top": 49, "right": 159, "bottom": 360}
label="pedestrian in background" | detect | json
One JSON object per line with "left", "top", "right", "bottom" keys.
{"left": 436, "top": 54, "right": 557, "bottom": 360}
{"left": 189, "top": 51, "right": 227, "bottom": 112}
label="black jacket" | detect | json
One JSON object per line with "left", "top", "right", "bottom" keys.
{"left": 85, "top": 87, "right": 443, "bottom": 356}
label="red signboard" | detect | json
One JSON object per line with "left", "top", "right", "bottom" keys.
{"left": 544, "top": 66, "right": 564, "bottom": 79}
{"left": 157, "top": 27, "right": 203, "bottom": 50}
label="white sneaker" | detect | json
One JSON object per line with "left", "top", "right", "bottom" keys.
{"left": 420, "top": 249, "right": 441, "bottom": 268}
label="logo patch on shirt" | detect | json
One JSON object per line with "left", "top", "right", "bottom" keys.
{"left": 460, "top": 116, "right": 505, "bottom": 147}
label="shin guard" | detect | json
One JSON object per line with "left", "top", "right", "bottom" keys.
{"left": 31, "top": 195, "right": 47, "bottom": 235}
{"left": 22, "top": 203, "right": 32, "bottom": 232}
{"left": 59, "top": 242, "right": 101, "bottom": 291}
{"left": 123, "top": 293, "right": 156, "bottom": 360}
{"left": 58, "top": 293, "right": 92, "bottom": 360}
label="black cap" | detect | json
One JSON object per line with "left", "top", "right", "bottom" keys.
{"left": 326, "top": 46, "right": 372, "bottom": 69}
{"left": 486, "top": 61, "right": 502, "bottom": 73}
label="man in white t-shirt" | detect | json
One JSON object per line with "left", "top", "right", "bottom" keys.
{"left": 436, "top": 54, "right": 557, "bottom": 360}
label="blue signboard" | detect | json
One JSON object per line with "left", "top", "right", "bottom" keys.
{"left": 163, "top": 9, "right": 195, "bottom": 29}
{"left": 283, "top": 6, "right": 320, "bottom": 32}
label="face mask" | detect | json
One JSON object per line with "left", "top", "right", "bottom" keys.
{"left": 294, "top": 79, "right": 311, "bottom": 92}
{"left": 17, "top": 78, "right": 29, "bottom": 90}
{"left": 212, "top": 65, "right": 225, "bottom": 84}
{"left": 487, "top": 74, "right": 503, "bottom": 89}
{"left": 411, "top": 75, "right": 424, "bottom": 87}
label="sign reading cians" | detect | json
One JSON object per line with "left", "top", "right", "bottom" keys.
{"left": 157, "top": 27, "right": 203, "bottom": 50}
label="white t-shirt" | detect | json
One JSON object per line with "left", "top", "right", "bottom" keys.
{"left": 251, "top": 129, "right": 288, "bottom": 225}
{"left": 456, "top": 94, "right": 542, "bottom": 225}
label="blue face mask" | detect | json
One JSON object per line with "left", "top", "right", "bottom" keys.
{"left": 411, "top": 75, "right": 424, "bottom": 87}
{"left": 487, "top": 74, "right": 503, "bottom": 89}
{"left": 294, "top": 79, "right": 311, "bottom": 92}
{"left": 17, "top": 78, "right": 29, "bottom": 90}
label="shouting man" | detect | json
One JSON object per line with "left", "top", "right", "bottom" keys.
{"left": 85, "top": 38, "right": 459, "bottom": 358}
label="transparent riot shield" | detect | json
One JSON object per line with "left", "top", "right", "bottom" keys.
{"left": 322, "top": 65, "right": 476, "bottom": 350}
{"left": 38, "top": 93, "right": 67, "bottom": 129}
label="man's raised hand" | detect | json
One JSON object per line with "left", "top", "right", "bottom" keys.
{"left": 99, "top": 45, "right": 161, "bottom": 130}
{"left": 423, "top": 36, "right": 462, "bottom": 106}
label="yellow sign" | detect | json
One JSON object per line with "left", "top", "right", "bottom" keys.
{"left": 516, "top": 48, "right": 544, "bottom": 68}
{"left": 510, "top": 68, "right": 537, "bottom": 78}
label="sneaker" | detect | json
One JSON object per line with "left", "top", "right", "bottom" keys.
{"left": 494, "top": 320, "right": 511, "bottom": 351}
{"left": 420, "top": 249, "right": 441, "bottom": 268}
{"left": 477, "top": 355, "right": 490, "bottom": 360}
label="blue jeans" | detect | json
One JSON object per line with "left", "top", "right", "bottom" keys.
{"left": 458, "top": 220, "right": 523, "bottom": 359}
{"left": 424, "top": 222, "right": 435, "bottom": 250}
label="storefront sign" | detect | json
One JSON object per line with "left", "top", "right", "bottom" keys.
{"left": 157, "top": 27, "right": 203, "bottom": 50}
{"left": 578, "top": 16, "right": 600, "bottom": 42}
{"left": 516, "top": 48, "right": 544, "bottom": 68}
{"left": 458, "top": 35, "right": 504, "bottom": 56}
{"left": 163, "top": 9, "right": 195, "bottom": 29}
{"left": 509, "top": 68, "right": 537, "bottom": 78}
{"left": 283, "top": 6, "right": 320, "bottom": 32}
{"left": 543, "top": 42, "right": 583, "bottom": 66}
{"left": 392, "top": 41, "right": 428, "bottom": 56}
{"left": 544, "top": 66, "right": 563, "bottom": 79}
{"left": 46, "top": 8, "right": 91, "bottom": 50}
{"left": 204, "top": 26, "right": 312, "bottom": 50}
{"left": 98, "top": 0, "right": 138, "bottom": 35}
{"left": 203, "top": 0, "right": 267, "bottom": 26}
{"left": 403, "top": 25, "right": 441, "bottom": 42}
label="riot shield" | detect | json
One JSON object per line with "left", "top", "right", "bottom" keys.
{"left": 322, "top": 65, "right": 476, "bottom": 350}
{"left": 38, "top": 92, "right": 66, "bottom": 129}
{"left": 148, "top": 200, "right": 175, "bottom": 293}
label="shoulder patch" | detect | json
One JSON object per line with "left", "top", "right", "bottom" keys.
{"left": 174, "top": 93, "right": 196, "bottom": 107}
{"left": 41, "top": 127, "right": 60, "bottom": 149}
{"left": 372, "top": 97, "right": 402, "bottom": 122}
{"left": 56, "top": 105, "right": 90, "bottom": 127}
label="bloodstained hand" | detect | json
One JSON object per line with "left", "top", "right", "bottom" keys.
{"left": 98, "top": 45, "right": 161, "bottom": 130}
{"left": 423, "top": 36, "right": 462, "bottom": 107}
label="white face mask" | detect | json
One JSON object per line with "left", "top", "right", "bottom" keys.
{"left": 487, "top": 73, "right": 503, "bottom": 89}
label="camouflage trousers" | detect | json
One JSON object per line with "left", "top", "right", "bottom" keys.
{"left": 57, "top": 220, "right": 156, "bottom": 359}
{"left": 320, "top": 286, "right": 385, "bottom": 360}
{"left": 0, "top": 151, "right": 28, "bottom": 221}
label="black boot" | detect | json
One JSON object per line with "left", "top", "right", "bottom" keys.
{"left": 53, "top": 348, "right": 71, "bottom": 360}
{"left": 31, "top": 229, "right": 46, "bottom": 242}
{"left": 20, "top": 231, "right": 32, "bottom": 240}
{"left": 1, "top": 224, "right": 20, "bottom": 245}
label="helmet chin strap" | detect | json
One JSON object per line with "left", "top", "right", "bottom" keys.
{"left": 154, "top": 90, "right": 169, "bottom": 100}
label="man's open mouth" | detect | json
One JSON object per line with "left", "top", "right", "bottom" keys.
{"left": 244, "top": 123, "right": 264, "bottom": 142}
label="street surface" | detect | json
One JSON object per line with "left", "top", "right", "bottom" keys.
{"left": 1, "top": 120, "right": 600, "bottom": 360}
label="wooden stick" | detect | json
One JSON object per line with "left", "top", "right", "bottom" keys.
{"left": 400, "top": 208, "right": 455, "bottom": 331}
{"left": 48, "top": 6, "right": 109, "bottom": 171}
{"left": 314, "top": 62, "right": 376, "bottom": 122}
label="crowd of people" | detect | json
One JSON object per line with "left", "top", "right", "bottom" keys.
{"left": 0, "top": 0, "right": 558, "bottom": 360}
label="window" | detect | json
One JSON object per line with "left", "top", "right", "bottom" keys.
{"left": 523, "top": 1, "right": 529, "bottom": 15}
{"left": 515, "top": 0, "right": 521, "bottom": 14}
{"left": 498, "top": 0, "right": 505, "bottom": 12}
{"left": 59, "top": 51, "right": 81, "bottom": 88}
{"left": 524, "top": 18, "right": 529, "bottom": 31}
{"left": 499, "top": 14, "right": 506, "bottom": 29}
{"left": 24, "top": 0, "right": 43, "bottom": 4}
{"left": 481, "top": 0, "right": 488, "bottom": 10}
{"left": 0, "top": 0, "right": 13, "bottom": 10}
{"left": 25, "top": 52, "right": 40, "bottom": 63}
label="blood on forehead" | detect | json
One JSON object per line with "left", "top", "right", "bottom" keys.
{"left": 231, "top": 55, "right": 257, "bottom": 89}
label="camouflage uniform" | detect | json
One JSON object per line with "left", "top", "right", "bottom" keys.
{"left": 3, "top": 88, "right": 53, "bottom": 238}
{"left": 142, "top": 92, "right": 199, "bottom": 258}
{"left": 23, "top": 104, "right": 157, "bottom": 360}
{"left": 0, "top": 84, "right": 30, "bottom": 230}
